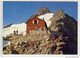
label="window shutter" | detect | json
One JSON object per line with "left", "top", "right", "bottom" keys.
{"left": 37, "top": 20, "right": 38, "bottom": 24}
{"left": 33, "top": 20, "right": 34, "bottom": 24}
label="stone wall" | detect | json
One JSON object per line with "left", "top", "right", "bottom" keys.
{"left": 30, "top": 30, "right": 50, "bottom": 35}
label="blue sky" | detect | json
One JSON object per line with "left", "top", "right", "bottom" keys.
{"left": 3, "top": 2, "right": 77, "bottom": 27}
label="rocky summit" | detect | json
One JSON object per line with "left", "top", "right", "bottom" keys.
{"left": 36, "top": 7, "right": 52, "bottom": 16}
{"left": 26, "top": 7, "right": 52, "bottom": 22}
{"left": 3, "top": 7, "right": 77, "bottom": 54}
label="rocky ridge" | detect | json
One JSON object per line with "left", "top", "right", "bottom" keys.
{"left": 49, "top": 9, "right": 77, "bottom": 54}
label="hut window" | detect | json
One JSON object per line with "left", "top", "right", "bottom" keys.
{"left": 36, "top": 27, "right": 42, "bottom": 30}
{"left": 33, "top": 20, "right": 38, "bottom": 24}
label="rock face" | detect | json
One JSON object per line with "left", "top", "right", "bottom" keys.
{"left": 49, "top": 9, "right": 77, "bottom": 54}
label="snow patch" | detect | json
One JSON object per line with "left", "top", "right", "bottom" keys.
{"left": 38, "top": 13, "right": 54, "bottom": 27}
{"left": 3, "top": 23, "right": 26, "bottom": 37}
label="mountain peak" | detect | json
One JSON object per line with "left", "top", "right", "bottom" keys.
{"left": 55, "top": 9, "right": 64, "bottom": 15}
{"left": 36, "top": 7, "right": 52, "bottom": 16}
{"left": 51, "top": 9, "right": 66, "bottom": 20}
{"left": 58, "top": 9, "right": 63, "bottom": 13}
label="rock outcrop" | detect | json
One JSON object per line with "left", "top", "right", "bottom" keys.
{"left": 49, "top": 9, "right": 77, "bottom": 54}
{"left": 3, "top": 33, "right": 65, "bottom": 54}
